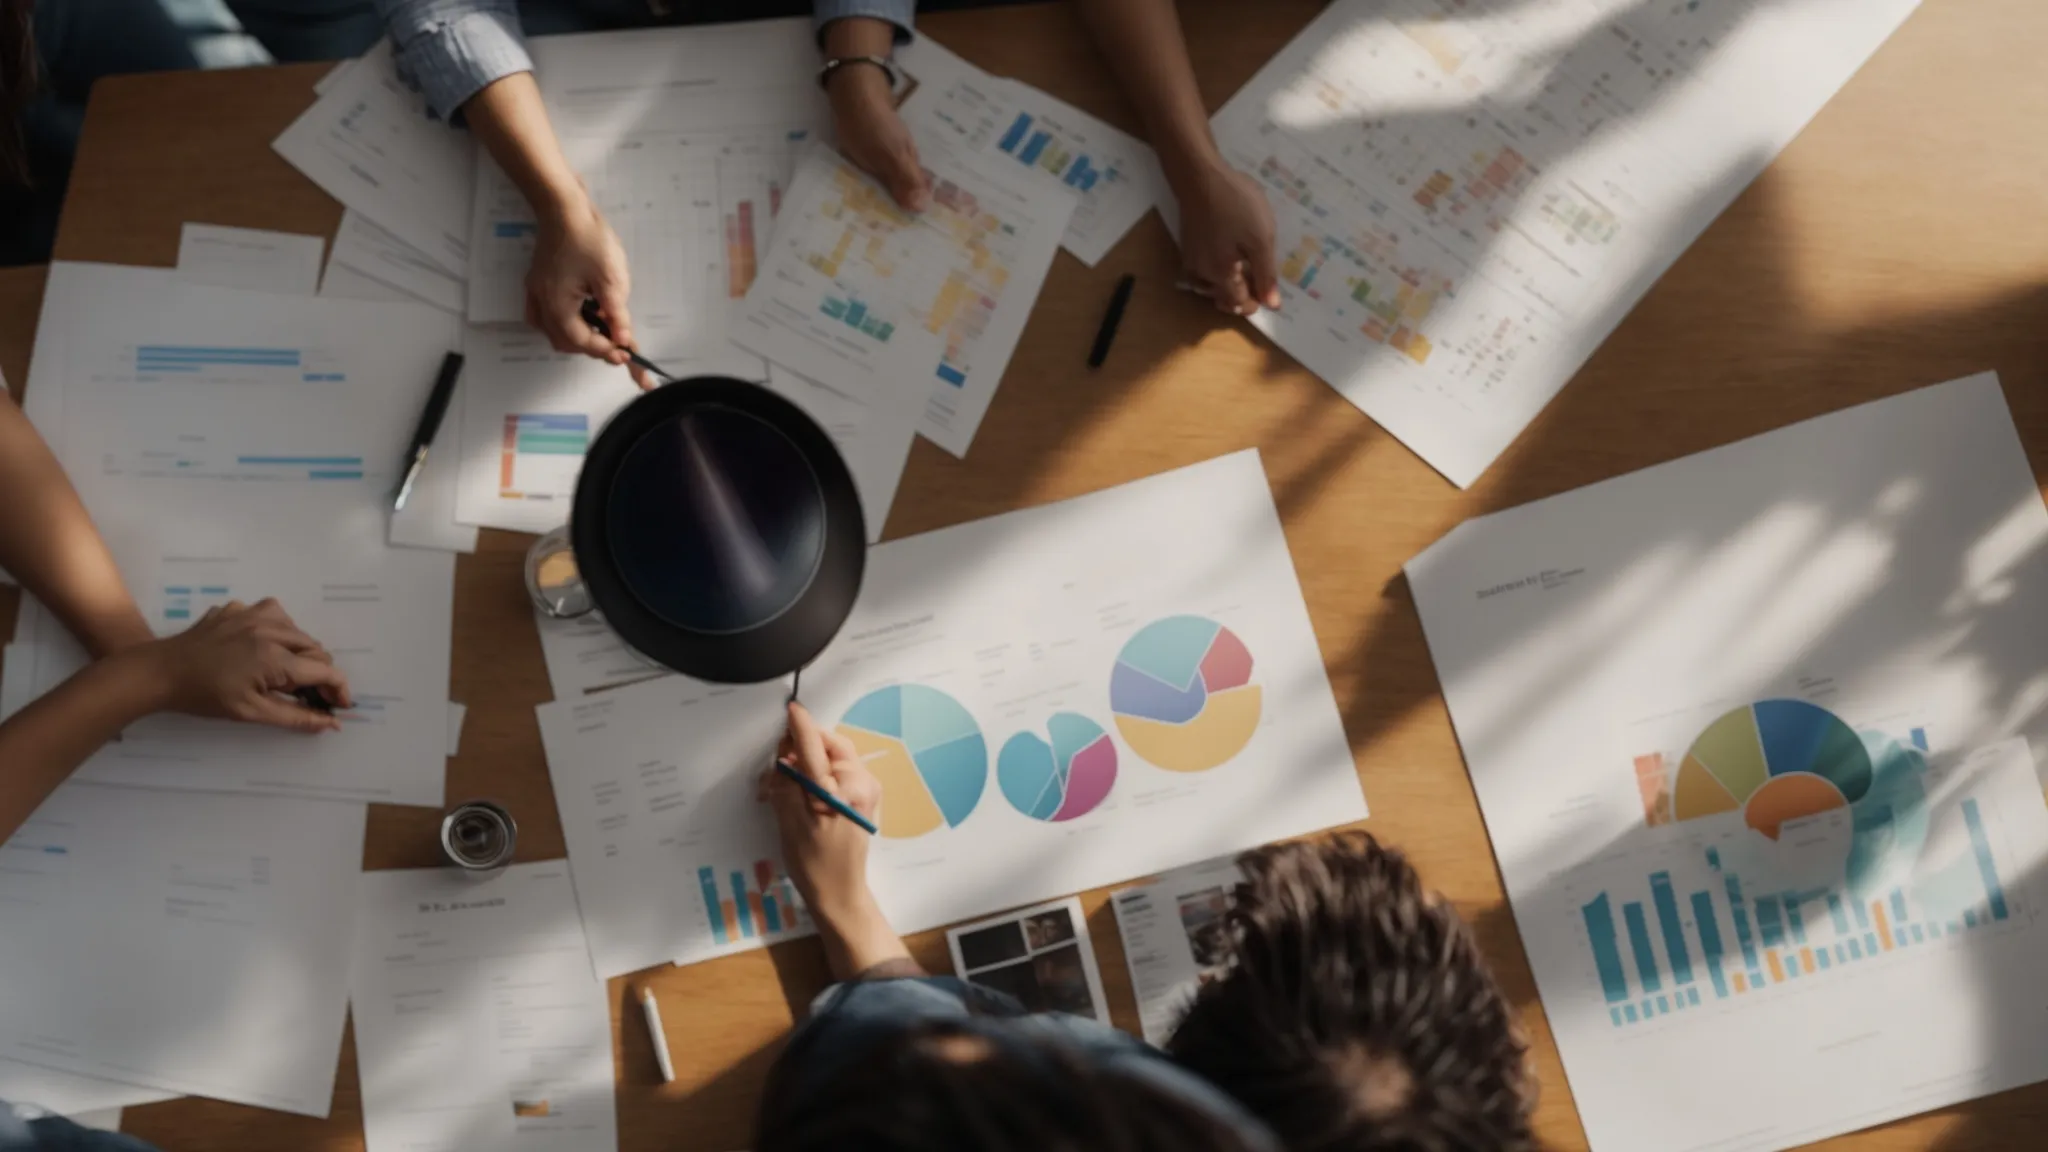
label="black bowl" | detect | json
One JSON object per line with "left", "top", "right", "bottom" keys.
{"left": 571, "top": 377, "right": 866, "bottom": 683}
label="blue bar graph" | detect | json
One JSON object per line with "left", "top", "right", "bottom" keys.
{"left": 1624, "top": 1004, "right": 1638, "bottom": 1022}
{"left": 1755, "top": 896, "right": 1785, "bottom": 949}
{"left": 1827, "top": 893, "right": 1850, "bottom": 933}
{"left": 1964, "top": 799, "right": 2010, "bottom": 920}
{"left": 1849, "top": 938, "right": 1863, "bottom": 959}
{"left": 1690, "top": 891, "right": 1729, "bottom": 998}
{"left": 1623, "top": 902, "right": 1662, "bottom": 992}
{"left": 698, "top": 867, "right": 727, "bottom": 945}
{"left": 936, "top": 364, "right": 967, "bottom": 387}
{"left": 997, "top": 112, "right": 1032, "bottom": 153}
{"left": 1725, "top": 874, "right": 1760, "bottom": 970}
{"left": 1582, "top": 894, "right": 1631, "bottom": 1004}
{"left": 1019, "top": 131, "right": 1051, "bottom": 164}
{"left": 1816, "top": 950, "right": 1831, "bottom": 969}
{"left": 1650, "top": 873, "right": 1694, "bottom": 984}
{"left": 1784, "top": 897, "right": 1808, "bottom": 945}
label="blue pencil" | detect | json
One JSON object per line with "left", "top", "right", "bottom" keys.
{"left": 774, "top": 759, "right": 879, "bottom": 835}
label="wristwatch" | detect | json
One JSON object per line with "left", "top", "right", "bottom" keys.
{"left": 817, "top": 54, "right": 903, "bottom": 94}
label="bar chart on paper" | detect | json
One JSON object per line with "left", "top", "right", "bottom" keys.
{"left": 499, "top": 413, "right": 589, "bottom": 504}
{"left": 697, "top": 859, "right": 808, "bottom": 946}
{"left": 1573, "top": 701, "right": 2035, "bottom": 1029}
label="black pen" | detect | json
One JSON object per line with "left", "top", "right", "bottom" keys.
{"left": 580, "top": 299, "right": 676, "bottom": 383}
{"left": 392, "top": 351, "right": 466, "bottom": 513}
{"left": 1088, "top": 274, "right": 1136, "bottom": 369}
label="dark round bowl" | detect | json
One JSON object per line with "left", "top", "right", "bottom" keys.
{"left": 571, "top": 377, "right": 866, "bottom": 683}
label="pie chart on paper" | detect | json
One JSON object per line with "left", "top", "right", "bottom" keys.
{"left": 1110, "top": 616, "right": 1262, "bottom": 773}
{"left": 1672, "top": 699, "right": 1874, "bottom": 840}
{"left": 998, "top": 713, "right": 1119, "bottom": 822}
{"left": 837, "top": 684, "right": 988, "bottom": 839}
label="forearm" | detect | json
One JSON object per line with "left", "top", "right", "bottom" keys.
{"left": 465, "top": 72, "right": 587, "bottom": 220}
{"left": 0, "top": 650, "right": 163, "bottom": 840}
{"left": 812, "top": 890, "right": 913, "bottom": 982}
{"left": 1078, "top": 0, "right": 1223, "bottom": 185}
{"left": 0, "top": 395, "right": 150, "bottom": 658}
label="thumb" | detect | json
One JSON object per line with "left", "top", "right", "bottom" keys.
{"left": 1246, "top": 235, "right": 1281, "bottom": 312}
{"left": 882, "top": 142, "right": 930, "bottom": 213}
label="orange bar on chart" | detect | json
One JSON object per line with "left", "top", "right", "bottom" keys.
{"left": 747, "top": 890, "right": 766, "bottom": 933}
{"left": 721, "top": 899, "right": 739, "bottom": 942}
{"left": 1873, "top": 901, "right": 1894, "bottom": 951}
{"left": 1799, "top": 948, "right": 1815, "bottom": 974}
{"left": 1733, "top": 971, "right": 1748, "bottom": 993}
{"left": 1765, "top": 952, "right": 1786, "bottom": 983}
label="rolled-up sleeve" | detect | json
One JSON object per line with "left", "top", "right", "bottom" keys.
{"left": 374, "top": 0, "right": 533, "bottom": 121}
{"left": 813, "top": 0, "right": 916, "bottom": 44}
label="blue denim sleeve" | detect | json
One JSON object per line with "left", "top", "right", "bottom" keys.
{"left": 0, "top": 1106, "right": 160, "bottom": 1152}
{"left": 373, "top": 0, "right": 532, "bottom": 121}
{"left": 813, "top": 0, "right": 915, "bottom": 43}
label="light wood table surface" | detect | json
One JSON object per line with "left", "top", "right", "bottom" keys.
{"left": 8, "top": 0, "right": 2048, "bottom": 1147}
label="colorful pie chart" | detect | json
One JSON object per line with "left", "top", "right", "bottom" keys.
{"left": 998, "top": 713, "right": 1118, "bottom": 822}
{"left": 838, "top": 684, "right": 987, "bottom": 839}
{"left": 1672, "top": 699, "right": 1874, "bottom": 840}
{"left": 1110, "top": 616, "right": 1261, "bottom": 773}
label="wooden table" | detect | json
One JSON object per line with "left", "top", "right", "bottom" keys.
{"left": 10, "top": 0, "right": 2048, "bottom": 1146}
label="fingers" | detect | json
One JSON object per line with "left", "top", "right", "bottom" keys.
{"left": 1206, "top": 258, "right": 1259, "bottom": 316}
{"left": 283, "top": 655, "right": 354, "bottom": 710}
{"left": 592, "top": 279, "right": 636, "bottom": 366}
{"left": 1245, "top": 233, "right": 1282, "bottom": 312}
{"left": 834, "top": 758, "right": 885, "bottom": 821}
{"left": 879, "top": 141, "right": 931, "bottom": 213}
{"left": 786, "top": 702, "right": 835, "bottom": 782}
{"left": 542, "top": 289, "right": 622, "bottom": 362}
{"left": 240, "top": 693, "right": 343, "bottom": 735}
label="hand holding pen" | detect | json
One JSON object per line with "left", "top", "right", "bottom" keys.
{"left": 761, "top": 702, "right": 886, "bottom": 926}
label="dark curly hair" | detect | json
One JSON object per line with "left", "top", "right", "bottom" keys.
{"left": 1167, "top": 832, "right": 1536, "bottom": 1152}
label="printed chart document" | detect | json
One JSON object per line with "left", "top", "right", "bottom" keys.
{"left": 324, "top": 209, "right": 466, "bottom": 317}
{"left": 536, "top": 609, "right": 673, "bottom": 700}
{"left": 733, "top": 141, "right": 1074, "bottom": 457}
{"left": 537, "top": 680, "right": 792, "bottom": 978}
{"left": 273, "top": 40, "right": 474, "bottom": 277}
{"left": 175, "top": 223, "right": 323, "bottom": 295}
{"left": 0, "top": 783, "right": 365, "bottom": 1117}
{"left": 900, "top": 38, "right": 1166, "bottom": 267}
{"left": 538, "top": 449, "right": 1363, "bottom": 974}
{"left": 3, "top": 262, "right": 456, "bottom": 805}
{"left": 353, "top": 864, "right": 617, "bottom": 1152}
{"left": 1111, "top": 855, "right": 1244, "bottom": 1044}
{"left": 1407, "top": 375, "right": 2048, "bottom": 1151}
{"left": 1208, "top": 0, "right": 1920, "bottom": 486}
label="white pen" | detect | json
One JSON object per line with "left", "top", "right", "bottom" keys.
{"left": 639, "top": 984, "right": 676, "bottom": 1083}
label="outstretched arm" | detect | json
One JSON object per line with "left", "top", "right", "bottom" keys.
{"left": 0, "top": 600, "right": 352, "bottom": 843}
{"left": 1079, "top": 0, "right": 1280, "bottom": 316}
{"left": 764, "top": 702, "right": 917, "bottom": 981}
{"left": 0, "top": 391, "right": 151, "bottom": 658}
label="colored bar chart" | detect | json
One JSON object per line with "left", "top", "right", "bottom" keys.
{"left": 698, "top": 859, "right": 808, "bottom": 947}
{"left": 498, "top": 413, "right": 589, "bottom": 502}
{"left": 1584, "top": 815, "right": 2019, "bottom": 1027}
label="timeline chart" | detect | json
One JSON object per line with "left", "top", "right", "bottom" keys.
{"left": 698, "top": 860, "right": 806, "bottom": 946}
{"left": 133, "top": 344, "right": 344, "bottom": 383}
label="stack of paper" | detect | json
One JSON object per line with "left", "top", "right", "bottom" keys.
{"left": 537, "top": 450, "right": 1366, "bottom": 979}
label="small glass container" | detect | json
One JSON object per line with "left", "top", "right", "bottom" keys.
{"left": 525, "top": 523, "right": 593, "bottom": 619}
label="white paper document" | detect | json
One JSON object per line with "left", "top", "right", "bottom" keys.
{"left": 900, "top": 39, "right": 1165, "bottom": 267}
{"left": 947, "top": 897, "right": 1111, "bottom": 1024}
{"left": 536, "top": 609, "right": 673, "bottom": 701}
{"left": 1407, "top": 375, "right": 2048, "bottom": 1151}
{"left": 4, "top": 263, "right": 457, "bottom": 805}
{"left": 325, "top": 209, "right": 467, "bottom": 316}
{"left": 0, "top": 1064, "right": 174, "bottom": 1119}
{"left": 0, "top": 783, "right": 365, "bottom": 1116}
{"left": 353, "top": 864, "right": 617, "bottom": 1152}
{"left": 273, "top": 40, "right": 474, "bottom": 277}
{"left": 1111, "top": 855, "right": 1244, "bottom": 1045}
{"left": 733, "top": 141, "right": 1074, "bottom": 458}
{"left": 175, "top": 223, "right": 323, "bottom": 295}
{"left": 538, "top": 449, "right": 1363, "bottom": 975}
{"left": 1208, "top": 0, "right": 1921, "bottom": 486}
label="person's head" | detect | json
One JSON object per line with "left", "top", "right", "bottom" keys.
{"left": 756, "top": 1016, "right": 1278, "bottom": 1152}
{"left": 1168, "top": 832, "right": 1536, "bottom": 1152}
{"left": 0, "top": 0, "right": 31, "bottom": 182}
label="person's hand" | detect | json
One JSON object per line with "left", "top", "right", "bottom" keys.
{"left": 525, "top": 191, "right": 644, "bottom": 381}
{"left": 136, "top": 598, "right": 352, "bottom": 734}
{"left": 760, "top": 701, "right": 885, "bottom": 926}
{"left": 1175, "top": 159, "right": 1281, "bottom": 317}
{"left": 828, "top": 64, "right": 931, "bottom": 212}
